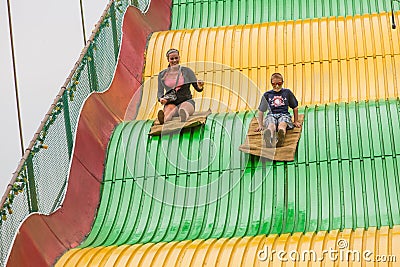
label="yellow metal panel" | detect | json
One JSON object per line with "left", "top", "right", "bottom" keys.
{"left": 336, "top": 17, "right": 348, "bottom": 60}
{"left": 391, "top": 226, "right": 400, "bottom": 263}
{"left": 282, "top": 232, "right": 301, "bottom": 267}
{"left": 285, "top": 21, "right": 295, "bottom": 65}
{"left": 203, "top": 238, "right": 229, "bottom": 266}
{"left": 192, "top": 28, "right": 208, "bottom": 65}
{"left": 297, "top": 232, "right": 314, "bottom": 267}
{"left": 377, "top": 226, "right": 390, "bottom": 265}
{"left": 267, "top": 22, "right": 278, "bottom": 67}
{"left": 227, "top": 236, "right": 253, "bottom": 267}
{"left": 214, "top": 27, "right": 226, "bottom": 71}
{"left": 151, "top": 242, "right": 178, "bottom": 267}
{"left": 364, "top": 227, "right": 377, "bottom": 267}
{"left": 393, "top": 13, "right": 400, "bottom": 54}
{"left": 376, "top": 56, "right": 387, "bottom": 99}
{"left": 363, "top": 15, "right": 375, "bottom": 57}
{"left": 114, "top": 244, "right": 147, "bottom": 267}
{"left": 56, "top": 227, "right": 400, "bottom": 266}
{"left": 152, "top": 31, "right": 170, "bottom": 76}
{"left": 303, "top": 63, "right": 313, "bottom": 103}
{"left": 144, "top": 32, "right": 160, "bottom": 77}
{"left": 54, "top": 248, "right": 81, "bottom": 266}
{"left": 275, "top": 21, "right": 286, "bottom": 66}
{"left": 293, "top": 20, "right": 303, "bottom": 64}
{"left": 309, "top": 231, "right": 326, "bottom": 267}
{"left": 319, "top": 18, "right": 329, "bottom": 62}
{"left": 349, "top": 58, "right": 359, "bottom": 101}
{"left": 258, "top": 25, "right": 268, "bottom": 67}
{"left": 137, "top": 12, "right": 400, "bottom": 119}
{"left": 311, "top": 18, "right": 320, "bottom": 63}
{"left": 189, "top": 239, "right": 217, "bottom": 266}
{"left": 385, "top": 55, "right": 397, "bottom": 98}
{"left": 243, "top": 235, "right": 266, "bottom": 267}
{"left": 328, "top": 16, "right": 339, "bottom": 61}
{"left": 186, "top": 29, "right": 200, "bottom": 63}
{"left": 162, "top": 240, "right": 192, "bottom": 266}
{"left": 215, "top": 237, "right": 242, "bottom": 267}
{"left": 350, "top": 228, "right": 364, "bottom": 267}
{"left": 302, "top": 19, "right": 312, "bottom": 64}
{"left": 175, "top": 239, "right": 205, "bottom": 267}
{"left": 89, "top": 246, "right": 118, "bottom": 266}
{"left": 371, "top": 13, "right": 383, "bottom": 57}
{"left": 322, "top": 229, "right": 339, "bottom": 267}
{"left": 72, "top": 247, "right": 105, "bottom": 266}
{"left": 250, "top": 24, "right": 260, "bottom": 69}
{"left": 272, "top": 233, "right": 290, "bottom": 267}
{"left": 138, "top": 242, "right": 172, "bottom": 267}
{"left": 103, "top": 245, "right": 131, "bottom": 266}
{"left": 222, "top": 26, "right": 234, "bottom": 68}
{"left": 205, "top": 28, "right": 218, "bottom": 64}
{"left": 395, "top": 55, "right": 400, "bottom": 94}
{"left": 346, "top": 16, "right": 356, "bottom": 60}
{"left": 125, "top": 243, "right": 156, "bottom": 266}
{"left": 320, "top": 61, "right": 332, "bottom": 104}
{"left": 241, "top": 25, "right": 251, "bottom": 69}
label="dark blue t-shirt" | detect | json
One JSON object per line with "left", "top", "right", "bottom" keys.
{"left": 258, "top": 88, "right": 298, "bottom": 115}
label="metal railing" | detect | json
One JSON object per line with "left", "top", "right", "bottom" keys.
{"left": 0, "top": 0, "right": 149, "bottom": 265}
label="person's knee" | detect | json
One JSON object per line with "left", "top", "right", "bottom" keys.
{"left": 278, "top": 122, "right": 287, "bottom": 130}
{"left": 267, "top": 123, "right": 276, "bottom": 131}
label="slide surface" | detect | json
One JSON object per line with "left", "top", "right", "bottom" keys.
{"left": 6, "top": 0, "right": 400, "bottom": 266}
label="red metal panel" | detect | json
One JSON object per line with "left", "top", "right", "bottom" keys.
{"left": 7, "top": 215, "right": 66, "bottom": 267}
{"left": 6, "top": 1, "right": 172, "bottom": 266}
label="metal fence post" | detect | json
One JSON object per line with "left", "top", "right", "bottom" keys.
{"left": 26, "top": 155, "right": 38, "bottom": 212}
{"left": 110, "top": 2, "right": 120, "bottom": 61}
{"left": 87, "top": 47, "right": 99, "bottom": 92}
{"left": 62, "top": 91, "right": 74, "bottom": 158}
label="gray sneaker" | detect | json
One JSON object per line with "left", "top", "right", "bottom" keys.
{"left": 263, "top": 129, "right": 273, "bottom": 148}
{"left": 157, "top": 110, "right": 165, "bottom": 125}
{"left": 276, "top": 128, "right": 285, "bottom": 147}
{"left": 179, "top": 109, "right": 188, "bottom": 122}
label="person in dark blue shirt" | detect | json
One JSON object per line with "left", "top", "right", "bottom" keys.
{"left": 255, "top": 73, "right": 301, "bottom": 147}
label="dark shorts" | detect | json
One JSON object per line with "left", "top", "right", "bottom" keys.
{"left": 170, "top": 98, "right": 195, "bottom": 109}
{"left": 264, "top": 113, "right": 294, "bottom": 129}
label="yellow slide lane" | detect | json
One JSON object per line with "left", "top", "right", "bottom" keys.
{"left": 136, "top": 12, "right": 400, "bottom": 120}
{"left": 56, "top": 226, "right": 400, "bottom": 266}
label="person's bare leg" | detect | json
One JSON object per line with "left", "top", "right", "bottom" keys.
{"left": 263, "top": 123, "right": 276, "bottom": 148}
{"left": 178, "top": 101, "right": 195, "bottom": 122}
{"left": 276, "top": 122, "right": 287, "bottom": 147}
{"left": 163, "top": 104, "right": 178, "bottom": 122}
{"left": 267, "top": 123, "right": 276, "bottom": 135}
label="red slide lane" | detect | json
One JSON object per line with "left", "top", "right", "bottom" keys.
{"left": 7, "top": 2, "right": 171, "bottom": 266}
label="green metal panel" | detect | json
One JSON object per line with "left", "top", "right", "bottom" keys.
{"left": 80, "top": 99, "right": 400, "bottom": 248}
{"left": 170, "top": 0, "right": 392, "bottom": 29}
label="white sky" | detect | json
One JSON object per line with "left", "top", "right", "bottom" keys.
{"left": 0, "top": 1, "right": 109, "bottom": 197}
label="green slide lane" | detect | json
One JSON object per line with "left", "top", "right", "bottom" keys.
{"left": 171, "top": 0, "right": 392, "bottom": 29}
{"left": 80, "top": 99, "right": 400, "bottom": 248}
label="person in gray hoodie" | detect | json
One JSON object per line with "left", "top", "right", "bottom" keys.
{"left": 157, "top": 48, "right": 204, "bottom": 124}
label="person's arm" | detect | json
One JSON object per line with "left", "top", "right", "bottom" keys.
{"left": 288, "top": 89, "right": 301, "bottom": 128}
{"left": 293, "top": 107, "right": 301, "bottom": 128}
{"left": 255, "top": 93, "right": 269, "bottom": 132}
{"left": 158, "top": 71, "right": 167, "bottom": 105}
{"left": 186, "top": 67, "right": 204, "bottom": 92}
{"left": 255, "top": 110, "right": 265, "bottom": 132}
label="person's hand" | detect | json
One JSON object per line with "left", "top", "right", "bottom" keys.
{"left": 294, "top": 121, "right": 302, "bottom": 128}
{"left": 197, "top": 80, "right": 204, "bottom": 88}
{"left": 255, "top": 125, "right": 264, "bottom": 132}
{"left": 160, "top": 98, "right": 167, "bottom": 105}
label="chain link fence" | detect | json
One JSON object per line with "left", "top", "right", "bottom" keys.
{"left": 0, "top": 0, "right": 150, "bottom": 265}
